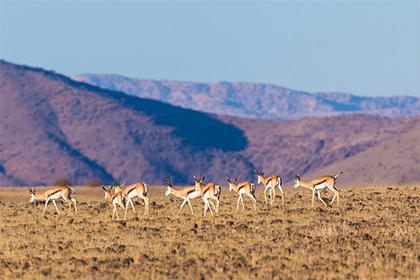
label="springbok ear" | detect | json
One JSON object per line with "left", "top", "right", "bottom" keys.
{"left": 234, "top": 176, "right": 238, "bottom": 183}
{"left": 28, "top": 187, "right": 33, "bottom": 193}
{"left": 102, "top": 186, "right": 107, "bottom": 191}
{"left": 295, "top": 174, "right": 300, "bottom": 180}
{"left": 193, "top": 176, "right": 197, "bottom": 181}
{"left": 201, "top": 176, "right": 205, "bottom": 182}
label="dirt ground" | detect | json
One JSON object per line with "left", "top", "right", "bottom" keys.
{"left": 0, "top": 185, "right": 418, "bottom": 279}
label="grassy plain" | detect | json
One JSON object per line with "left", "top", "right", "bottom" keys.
{"left": 0, "top": 186, "right": 418, "bottom": 279}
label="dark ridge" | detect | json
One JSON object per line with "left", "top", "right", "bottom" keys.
{"left": 91, "top": 89, "right": 248, "bottom": 152}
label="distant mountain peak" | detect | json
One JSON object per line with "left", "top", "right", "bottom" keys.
{"left": 73, "top": 73, "right": 420, "bottom": 119}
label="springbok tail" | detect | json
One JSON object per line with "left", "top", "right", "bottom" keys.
{"left": 215, "top": 185, "right": 222, "bottom": 199}
{"left": 334, "top": 171, "right": 343, "bottom": 179}
{"left": 251, "top": 183, "right": 256, "bottom": 195}
{"left": 144, "top": 183, "right": 149, "bottom": 197}
{"left": 122, "top": 193, "right": 128, "bottom": 207}
{"left": 67, "top": 186, "right": 75, "bottom": 198}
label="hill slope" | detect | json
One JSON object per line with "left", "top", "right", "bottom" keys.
{"left": 1, "top": 61, "right": 419, "bottom": 186}
{"left": 0, "top": 60, "right": 250, "bottom": 185}
{"left": 306, "top": 120, "right": 420, "bottom": 185}
{"left": 223, "top": 114, "right": 420, "bottom": 185}
{"left": 74, "top": 73, "right": 420, "bottom": 119}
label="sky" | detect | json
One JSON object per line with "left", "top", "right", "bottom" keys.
{"left": 0, "top": 0, "right": 419, "bottom": 97}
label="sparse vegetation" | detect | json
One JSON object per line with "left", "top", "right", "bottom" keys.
{"left": 84, "top": 179, "right": 102, "bottom": 188}
{"left": 52, "top": 177, "right": 73, "bottom": 186}
{"left": 0, "top": 186, "right": 418, "bottom": 279}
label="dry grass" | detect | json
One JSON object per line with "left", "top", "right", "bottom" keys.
{"left": 0, "top": 186, "right": 419, "bottom": 279}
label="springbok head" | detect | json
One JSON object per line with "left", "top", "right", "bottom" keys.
{"left": 226, "top": 176, "right": 238, "bottom": 192}
{"left": 294, "top": 175, "right": 301, "bottom": 188}
{"left": 102, "top": 185, "right": 114, "bottom": 200}
{"left": 28, "top": 186, "right": 36, "bottom": 203}
{"left": 255, "top": 170, "right": 265, "bottom": 184}
{"left": 164, "top": 178, "right": 173, "bottom": 197}
{"left": 193, "top": 176, "right": 205, "bottom": 183}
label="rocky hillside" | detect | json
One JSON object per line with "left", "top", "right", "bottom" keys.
{"left": 0, "top": 60, "right": 250, "bottom": 186}
{"left": 1, "top": 60, "right": 419, "bottom": 186}
{"left": 74, "top": 73, "right": 420, "bottom": 119}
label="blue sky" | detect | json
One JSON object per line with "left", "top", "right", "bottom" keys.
{"left": 0, "top": 0, "right": 419, "bottom": 97}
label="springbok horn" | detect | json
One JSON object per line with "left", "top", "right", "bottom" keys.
{"left": 165, "top": 178, "right": 172, "bottom": 185}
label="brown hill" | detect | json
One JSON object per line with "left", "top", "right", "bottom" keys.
{"left": 0, "top": 60, "right": 250, "bottom": 185}
{"left": 306, "top": 120, "right": 420, "bottom": 185}
{"left": 222, "top": 114, "right": 420, "bottom": 186}
{"left": 74, "top": 73, "right": 420, "bottom": 119}
{"left": 1, "top": 60, "right": 419, "bottom": 186}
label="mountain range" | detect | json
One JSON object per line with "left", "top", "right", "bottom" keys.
{"left": 74, "top": 73, "right": 420, "bottom": 119}
{"left": 1, "top": 60, "right": 419, "bottom": 187}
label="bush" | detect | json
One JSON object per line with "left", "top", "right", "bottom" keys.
{"left": 84, "top": 179, "right": 102, "bottom": 187}
{"left": 52, "top": 177, "right": 73, "bottom": 186}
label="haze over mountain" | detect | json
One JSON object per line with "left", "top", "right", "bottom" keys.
{"left": 74, "top": 74, "right": 420, "bottom": 120}
{"left": 1, "top": 60, "right": 419, "bottom": 187}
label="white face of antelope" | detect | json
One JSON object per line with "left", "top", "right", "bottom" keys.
{"left": 165, "top": 187, "right": 171, "bottom": 197}
{"left": 193, "top": 176, "right": 203, "bottom": 189}
{"left": 226, "top": 180, "right": 234, "bottom": 192}
{"left": 28, "top": 187, "right": 35, "bottom": 203}
{"left": 102, "top": 186, "right": 112, "bottom": 200}
{"left": 29, "top": 193, "right": 35, "bottom": 203}
{"left": 256, "top": 170, "right": 264, "bottom": 184}
{"left": 293, "top": 177, "right": 301, "bottom": 188}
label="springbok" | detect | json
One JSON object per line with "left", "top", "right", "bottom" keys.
{"left": 226, "top": 177, "right": 257, "bottom": 211}
{"left": 193, "top": 176, "right": 221, "bottom": 215}
{"left": 256, "top": 170, "right": 284, "bottom": 205}
{"left": 164, "top": 178, "right": 202, "bottom": 215}
{"left": 114, "top": 182, "right": 150, "bottom": 215}
{"left": 102, "top": 186, "right": 127, "bottom": 220}
{"left": 28, "top": 186, "right": 77, "bottom": 216}
{"left": 293, "top": 172, "right": 343, "bottom": 207}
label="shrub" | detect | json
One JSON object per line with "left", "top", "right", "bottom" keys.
{"left": 84, "top": 179, "right": 102, "bottom": 187}
{"left": 52, "top": 177, "right": 73, "bottom": 186}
